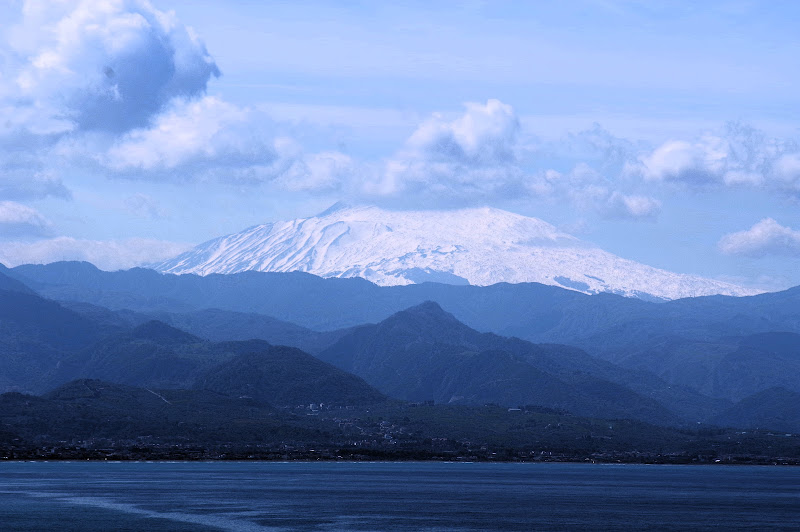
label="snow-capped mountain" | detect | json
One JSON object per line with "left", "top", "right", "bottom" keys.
{"left": 153, "top": 203, "right": 758, "bottom": 300}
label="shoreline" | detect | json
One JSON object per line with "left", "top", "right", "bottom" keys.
{"left": 4, "top": 448, "right": 799, "bottom": 466}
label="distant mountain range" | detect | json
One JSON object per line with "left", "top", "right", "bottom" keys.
{"left": 152, "top": 203, "right": 755, "bottom": 300}
{"left": 3, "top": 262, "right": 800, "bottom": 435}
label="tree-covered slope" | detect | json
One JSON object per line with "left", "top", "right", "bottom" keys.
{"left": 318, "top": 302, "right": 684, "bottom": 425}
{"left": 0, "top": 287, "right": 120, "bottom": 393}
{"left": 195, "top": 345, "right": 386, "bottom": 407}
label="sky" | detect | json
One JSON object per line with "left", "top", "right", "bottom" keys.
{"left": 0, "top": 0, "right": 799, "bottom": 290}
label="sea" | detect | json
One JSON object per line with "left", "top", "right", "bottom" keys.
{"left": 0, "top": 461, "right": 798, "bottom": 531}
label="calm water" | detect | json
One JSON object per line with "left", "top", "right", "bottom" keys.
{"left": 1, "top": 461, "right": 799, "bottom": 531}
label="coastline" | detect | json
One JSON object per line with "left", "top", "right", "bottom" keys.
{"left": 4, "top": 447, "right": 799, "bottom": 465}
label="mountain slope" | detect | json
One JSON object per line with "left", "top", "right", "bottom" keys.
{"left": 153, "top": 204, "right": 753, "bottom": 300}
{"left": 611, "top": 332, "right": 800, "bottom": 402}
{"left": 45, "top": 320, "right": 231, "bottom": 391}
{"left": 0, "top": 379, "right": 321, "bottom": 444}
{"left": 11, "top": 262, "right": 800, "bottom": 414}
{"left": 313, "top": 300, "right": 724, "bottom": 422}
{"left": 0, "top": 266, "right": 36, "bottom": 295}
{"left": 0, "top": 288, "right": 119, "bottom": 393}
{"left": 43, "top": 319, "right": 386, "bottom": 408}
{"left": 317, "top": 302, "right": 687, "bottom": 424}
{"left": 195, "top": 345, "right": 386, "bottom": 406}
{"left": 711, "top": 387, "right": 800, "bottom": 434}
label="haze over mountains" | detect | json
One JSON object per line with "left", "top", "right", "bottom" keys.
{"left": 153, "top": 204, "right": 756, "bottom": 301}
{"left": 3, "top": 261, "right": 800, "bottom": 436}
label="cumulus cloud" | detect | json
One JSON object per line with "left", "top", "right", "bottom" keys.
{"left": 96, "top": 95, "right": 355, "bottom": 189}
{"left": 602, "top": 192, "right": 661, "bottom": 220}
{"left": 718, "top": 218, "right": 800, "bottom": 257}
{"left": 634, "top": 123, "right": 800, "bottom": 194}
{"left": 0, "top": 201, "right": 53, "bottom": 237}
{"left": 103, "top": 96, "right": 255, "bottom": 174}
{"left": 638, "top": 138, "right": 729, "bottom": 184}
{"left": 405, "top": 99, "right": 519, "bottom": 165}
{"left": 0, "top": 2, "right": 354, "bottom": 195}
{"left": 0, "top": 236, "right": 191, "bottom": 270}
{"left": 358, "top": 106, "right": 664, "bottom": 219}
{"left": 0, "top": 0, "right": 219, "bottom": 200}
{"left": 374, "top": 99, "right": 524, "bottom": 198}
{"left": 773, "top": 152, "right": 800, "bottom": 194}
{"left": 0, "top": 0, "right": 672, "bottom": 219}
{"left": 5, "top": 0, "right": 219, "bottom": 135}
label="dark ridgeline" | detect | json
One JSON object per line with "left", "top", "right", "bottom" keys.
{"left": 42, "top": 318, "right": 387, "bottom": 407}
{"left": 2, "top": 264, "right": 800, "bottom": 461}
{"left": 317, "top": 301, "right": 685, "bottom": 425}
{"left": 195, "top": 345, "right": 386, "bottom": 406}
{"left": 11, "top": 261, "right": 800, "bottom": 407}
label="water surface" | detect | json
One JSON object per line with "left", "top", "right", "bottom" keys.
{"left": 1, "top": 461, "right": 798, "bottom": 531}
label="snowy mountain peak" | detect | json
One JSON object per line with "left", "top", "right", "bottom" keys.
{"left": 153, "top": 204, "right": 758, "bottom": 300}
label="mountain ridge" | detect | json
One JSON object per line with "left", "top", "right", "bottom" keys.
{"left": 317, "top": 301, "right": 691, "bottom": 425}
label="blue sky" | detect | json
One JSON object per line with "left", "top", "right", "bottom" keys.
{"left": 1, "top": 0, "right": 799, "bottom": 290}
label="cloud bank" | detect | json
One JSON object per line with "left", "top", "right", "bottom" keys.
{"left": 362, "top": 102, "right": 661, "bottom": 219}
{"left": 94, "top": 96, "right": 661, "bottom": 220}
{"left": 635, "top": 123, "right": 800, "bottom": 196}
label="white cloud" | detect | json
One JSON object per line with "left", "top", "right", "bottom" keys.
{"left": 603, "top": 192, "right": 661, "bottom": 220}
{"left": 0, "top": 2, "right": 356, "bottom": 196}
{"left": 0, "top": 0, "right": 220, "bottom": 200}
{"left": 405, "top": 99, "right": 519, "bottom": 165}
{"left": 635, "top": 123, "right": 800, "bottom": 194}
{"left": 773, "top": 153, "right": 800, "bottom": 193}
{"left": 0, "top": 201, "right": 53, "bottom": 237}
{"left": 103, "top": 96, "right": 254, "bottom": 173}
{"left": 5, "top": 0, "right": 219, "bottom": 135}
{"left": 373, "top": 99, "right": 525, "bottom": 199}
{"left": 0, "top": 236, "right": 191, "bottom": 270}
{"left": 638, "top": 138, "right": 729, "bottom": 184}
{"left": 718, "top": 218, "right": 800, "bottom": 257}
{"left": 98, "top": 95, "right": 355, "bottom": 189}
{"left": 98, "top": 100, "right": 667, "bottom": 218}
{"left": 359, "top": 106, "right": 664, "bottom": 219}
